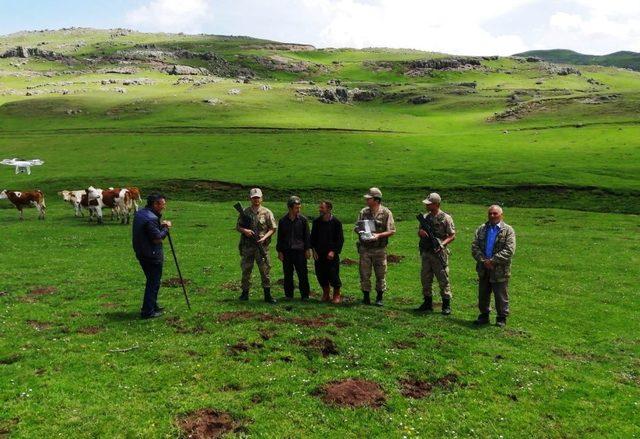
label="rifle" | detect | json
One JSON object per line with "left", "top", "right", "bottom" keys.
{"left": 234, "top": 202, "right": 268, "bottom": 262}
{"left": 417, "top": 213, "right": 447, "bottom": 268}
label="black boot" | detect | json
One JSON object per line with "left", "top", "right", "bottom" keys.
{"left": 415, "top": 296, "right": 433, "bottom": 312}
{"left": 362, "top": 291, "right": 371, "bottom": 305}
{"left": 496, "top": 316, "right": 507, "bottom": 327}
{"left": 263, "top": 288, "right": 277, "bottom": 304}
{"left": 375, "top": 291, "right": 384, "bottom": 307}
{"left": 441, "top": 297, "right": 451, "bottom": 315}
{"left": 473, "top": 313, "right": 490, "bottom": 325}
{"left": 239, "top": 290, "right": 249, "bottom": 301}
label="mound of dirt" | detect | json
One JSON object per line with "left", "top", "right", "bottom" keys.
{"left": 391, "top": 340, "right": 417, "bottom": 349}
{"left": 220, "top": 281, "right": 242, "bottom": 292}
{"left": 301, "top": 337, "right": 338, "bottom": 357}
{"left": 166, "top": 316, "right": 206, "bottom": 335}
{"left": 26, "top": 320, "right": 52, "bottom": 331}
{"left": 176, "top": 409, "right": 244, "bottom": 439}
{"left": 162, "top": 277, "right": 191, "bottom": 288}
{"left": 341, "top": 258, "right": 358, "bottom": 266}
{"left": 76, "top": 326, "right": 104, "bottom": 335}
{"left": 399, "top": 373, "right": 459, "bottom": 399}
{"left": 28, "top": 286, "right": 57, "bottom": 295}
{"left": 320, "top": 379, "right": 386, "bottom": 408}
{"left": 387, "top": 254, "right": 405, "bottom": 264}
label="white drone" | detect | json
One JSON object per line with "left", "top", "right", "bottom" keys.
{"left": 1, "top": 158, "right": 45, "bottom": 175}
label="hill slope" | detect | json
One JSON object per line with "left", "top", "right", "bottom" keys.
{"left": 515, "top": 49, "right": 640, "bottom": 71}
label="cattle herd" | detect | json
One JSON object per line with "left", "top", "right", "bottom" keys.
{"left": 0, "top": 186, "right": 142, "bottom": 223}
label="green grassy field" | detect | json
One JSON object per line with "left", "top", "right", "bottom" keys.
{"left": 1, "top": 28, "right": 640, "bottom": 438}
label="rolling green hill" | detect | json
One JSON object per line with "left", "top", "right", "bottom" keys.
{"left": 1, "top": 28, "right": 639, "bottom": 438}
{"left": 515, "top": 48, "right": 640, "bottom": 71}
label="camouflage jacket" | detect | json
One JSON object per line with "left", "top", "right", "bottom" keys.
{"left": 356, "top": 205, "right": 396, "bottom": 249}
{"left": 471, "top": 221, "right": 516, "bottom": 282}
{"left": 419, "top": 211, "right": 455, "bottom": 253}
{"left": 237, "top": 205, "right": 277, "bottom": 249}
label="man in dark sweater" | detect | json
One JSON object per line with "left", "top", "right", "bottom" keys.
{"left": 311, "top": 200, "right": 344, "bottom": 303}
{"left": 276, "top": 196, "right": 311, "bottom": 300}
{"left": 132, "top": 193, "right": 172, "bottom": 319}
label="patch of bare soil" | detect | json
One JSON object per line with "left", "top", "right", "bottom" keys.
{"left": 319, "top": 379, "right": 386, "bottom": 408}
{"left": 340, "top": 258, "right": 358, "bottom": 266}
{"left": 228, "top": 340, "right": 263, "bottom": 356}
{"left": 219, "top": 281, "right": 242, "bottom": 292}
{"left": 392, "top": 340, "right": 417, "bottom": 350}
{"left": 166, "top": 316, "right": 206, "bottom": 334}
{"left": 300, "top": 337, "right": 339, "bottom": 357}
{"left": 0, "top": 354, "right": 20, "bottom": 365}
{"left": 101, "top": 302, "right": 119, "bottom": 308}
{"left": 399, "top": 373, "right": 460, "bottom": 399}
{"left": 387, "top": 254, "right": 405, "bottom": 264}
{"left": 28, "top": 286, "right": 57, "bottom": 295}
{"left": 258, "top": 329, "right": 275, "bottom": 340}
{"left": 217, "top": 311, "right": 329, "bottom": 328}
{"left": 162, "top": 277, "right": 191, "bottom": 288}
{"left": 77, "top": 326, "right": 104, "bottom": 335}
{"left": 26, "top": 320, "right": 52, "bottom": 331}
{"left": 176, "top": 409, "right": 245, "bottom": 439}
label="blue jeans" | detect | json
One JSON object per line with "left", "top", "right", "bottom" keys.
{"left": 139, "top": 258, "right": 163, "bottom": 317}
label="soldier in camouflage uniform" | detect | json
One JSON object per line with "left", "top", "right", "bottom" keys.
{"left": 471, "top": 205, "right": 516, "bottom": 327}
{"left": 236, "top": 188, "right": 277, "bottom": 303}
{"left": 355, "top": 187, "right": 396, "bottom": 306}
{"left": 415, "top": 193, "right": 456, "bottom": 315}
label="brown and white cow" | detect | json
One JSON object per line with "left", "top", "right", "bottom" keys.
{"left": 86, "top": 186, "right": 133, "bottom": 224}
{"left": 0, "top": 190, "right": 46, "bottom": 220}
{"left": 58, "top": 190, "right": 87, "bottom": 217}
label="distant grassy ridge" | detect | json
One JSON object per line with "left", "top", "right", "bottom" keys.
{"left": 516, "top": 49, "right": 640, "bottom": 71}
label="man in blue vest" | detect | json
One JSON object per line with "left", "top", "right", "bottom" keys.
{"left": 132, "top": 193, "right": 172, "bottom": 319}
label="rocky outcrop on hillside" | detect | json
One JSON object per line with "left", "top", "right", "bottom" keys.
{"left": 296, "top": 86, "right": 379, "bottom": 104}
{"left": 0, "top": 46, "right": 75, "bottom": 64}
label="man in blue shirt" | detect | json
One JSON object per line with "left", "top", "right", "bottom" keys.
{"left": 471, "top": 205, "right": 516, "bottom": 327}
{"left": 132, "top": 193, "right": 172, "bottom": 319}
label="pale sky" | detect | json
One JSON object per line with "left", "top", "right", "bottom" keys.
{"left": 1, "top": 0, "right": 639, "bottom": 55}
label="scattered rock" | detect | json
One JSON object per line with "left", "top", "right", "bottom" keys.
{"left": 204, "top": 98, "right": 223, "bottom": 106}
{"left": 252, "top": 55, "right": 328, "bottom": 74}
{"left": 319, "top": 379, "right": 386, "bottom": 408}
{"left": 259, "top": 84, "right": 271, "bottom": 91}
{"left": 165, "top": 65, "right": 210, "bottom": 76}
{"left": 405, "top": 57, "right": 482, "bottom": 76}
{"left": 546, "top": 64, "right": 581, "bottom": 76}
{"left": 228, "top": 88, "right": 241, "bottom": 95}
{"left": 176, "top": 409, "right": 245, "bottom": 439}
{"left": 408, "top": 95, "right": 434, "bottom": 105}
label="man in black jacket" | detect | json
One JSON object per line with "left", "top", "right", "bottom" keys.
{"left": 132, "top": 193, "right": 172, "bottom": 319}
{"left": 276, "top": 196, "right": 311, "bottom": 300}
{"left": 311, "top": 200, "right": 344, "bottom": 303}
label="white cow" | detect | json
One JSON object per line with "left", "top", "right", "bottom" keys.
{"left": 58, "top": 190, "right": 87, "bottom": 217}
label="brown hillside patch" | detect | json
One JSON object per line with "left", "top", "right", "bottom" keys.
{"left": 162, "top": 277, "right": 192, "bottom": 288}
{"left": 176, "top": 408, "right": 245, "bottom": 439}
{"left": 320, "top": 379, "right": 386, "bottom": 408}
{"left": 300, "top": 337, "right": 338, "bottom": 357}
{"left": 29, "top": 286, "right": 57, "bottom": 295}
{"left": 387, "top": 254, "right": 405, "bottom": 264}
{"left": 341, "top": 258, "right": 358, "bottom": 266}
{"left": 399, "top": 373, "right": 460, "bottom": 399}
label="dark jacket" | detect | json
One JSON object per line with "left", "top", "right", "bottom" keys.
{"left": 311, "top": 215, "right": 344, "bottom": 256}
{"left": 132, "top": 207, "right": 167, "bottom": 262}
{"left": 276, "top": 214, "right": 311, "bottom": 252}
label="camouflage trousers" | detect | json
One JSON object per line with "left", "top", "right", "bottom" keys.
{"left": 240, "top": 245, "right": 271, "bottom": 291}
{"left": 421, "top": 251, "right": 451, "bottom": 299}
{"left": 359, "top": 247, "right": 388, "bottom": 292}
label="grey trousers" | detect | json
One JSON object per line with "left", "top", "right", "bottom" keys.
{"left": 478, "top": 274, "right": 509, "bottom": 318}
